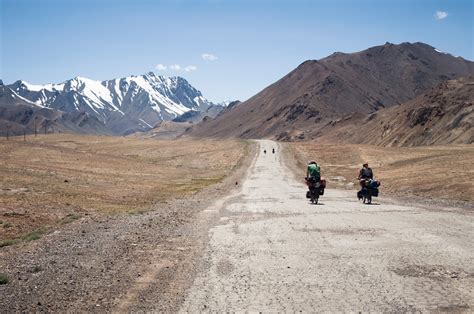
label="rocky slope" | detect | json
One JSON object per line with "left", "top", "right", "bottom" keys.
{"left": 172, "top": 104, "right": 226, "bottom": 123}
{"left": 190, "top": 42, "right": 474, "bottom": 140}
{"left": 313, "top": 77, "right": 474, "bottom": 146}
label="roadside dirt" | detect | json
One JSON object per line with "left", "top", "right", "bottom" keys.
{"left": 288, "top": 142, "right": 474, "bottom": 208}
{"left": 0, "top": 134, "right": 246, "bottom": 243}
{"left": 0, "top": 136, "right": 256, "bottom": 312}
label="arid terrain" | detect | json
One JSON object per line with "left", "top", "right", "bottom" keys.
{"left": 2, "top": 0, "right": 473, "bottom": 310}
{"left": 313, "top": 77, "right": 474, "bottom": 146}
{"left": 1, "top": 42, "right": 473, "bottom": 310}
{"left": 289, "top": 142, "right": 474, "bottom": 204}
{"left": 1, "top": 139, "right": 473, "bottom": 312}
{"left": 0, "top": 134, "right": 247, "bottom": 244}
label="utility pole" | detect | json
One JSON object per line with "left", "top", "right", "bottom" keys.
{"left": 6, "top": 123, "right": 11, "bottom": 141}
{"left": 35, "top": 117, "right": 38, "bottom": 137}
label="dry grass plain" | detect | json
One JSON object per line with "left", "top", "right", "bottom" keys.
{"left": 290, "top": 143, "right": 474, "bottom": 204}
{"left": 0, "top": 134, "right": 247, "bottom": 242}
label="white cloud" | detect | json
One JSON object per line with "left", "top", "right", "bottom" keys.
{"left": 184, "top": 65, "right": 197, "bottom": 72}
{"left": 155, "top": 63, "right": 167, "bottom": 71}
{"left": 154, "top": 63, "right": 197, "bottom": 72}
{"left": 202, "top": 53, "right": 219, "bottom": 61}
{"left": 435, "top": 11, "right": 448, "bottom": 20}
{"left": 169, "top": 64, "right": 181, "bottom": 71}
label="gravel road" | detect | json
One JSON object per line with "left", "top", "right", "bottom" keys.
{"left": 181, "top": 140, "right": 474, "bottom": 312}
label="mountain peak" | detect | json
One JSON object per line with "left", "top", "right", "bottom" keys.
{"left": 189, "top": 41, "right": 474, "bottom": 140}
{"left": 13, "top": 80, "right": 24, "bottom": 86}
{"left": 70, "top": 76, "right": 96, "bottom": 84}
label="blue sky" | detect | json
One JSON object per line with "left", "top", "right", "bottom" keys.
{"left": 1, "top": 0, "right": 473, "bottom": 102}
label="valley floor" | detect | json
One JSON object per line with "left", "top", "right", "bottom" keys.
{"left": 0, "top": 135, "right": 254, "bottom": 311}
{"left": 0, "top": 134, "right": 246, "bottom": 242}
{"left": 0, "top": 138, "right": 472, "bottom": 311}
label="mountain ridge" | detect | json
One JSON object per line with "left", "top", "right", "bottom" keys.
{"left": 0, "top": 84, "right": 111, "bottom": 136}
{"left": 5, "top": 72, "right": 215, "bottom": 135}
{"left": 189, "top": 42, "right": 474, "bottom": 140}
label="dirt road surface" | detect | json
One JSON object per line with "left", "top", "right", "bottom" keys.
{"left": 181, "top": 140, "right": 474, "bottom": 312}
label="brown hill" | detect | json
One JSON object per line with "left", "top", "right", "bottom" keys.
{"left": 313, "top": 77, "right": 474, "bottom": 146}
{"left": 189, "top": 42, "right": 474, "bottom": 140}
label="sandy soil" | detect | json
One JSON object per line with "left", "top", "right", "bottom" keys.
{"left": 289, "top": 143, "right": 474, "bottom": 206}
{"left": 0, "top": 137, "right": 256, "bottom": 312}
{"left": 181, "top": 140, "right": 474, "bottom": 312}
{"left": 0, "top": 134, "right": 246, "bottom": 243}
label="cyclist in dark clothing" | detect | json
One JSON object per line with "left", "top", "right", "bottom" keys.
{"left": 358, "top": 163, "right": 374, "bottom": 188}
{"left": 358, "top": 163, "right": 373, "bottom": 180}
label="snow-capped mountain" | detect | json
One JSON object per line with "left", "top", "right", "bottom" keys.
{"left": 6, "top": 72, "right": 214, "bottom": 134}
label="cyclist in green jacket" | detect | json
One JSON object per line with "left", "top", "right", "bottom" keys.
{"left": 306, "top": 161, "right": 321, "bottom": 180}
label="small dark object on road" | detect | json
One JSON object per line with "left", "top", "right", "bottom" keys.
{"left": 0, "top": 273, "right": 9, "bottom": 284}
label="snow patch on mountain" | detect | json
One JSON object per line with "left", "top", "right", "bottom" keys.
{"left": 10, "top": 89, "right": 38, "bottom": 106}
{"left": 20, "top": 81, "right": 65, "bottom": 92}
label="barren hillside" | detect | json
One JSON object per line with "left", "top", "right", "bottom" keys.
{"left": 189, "top": 42, "right": 474, "bottom": 140}
{"left": 314, "top": 77, "right": 474, "bottom": 146}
